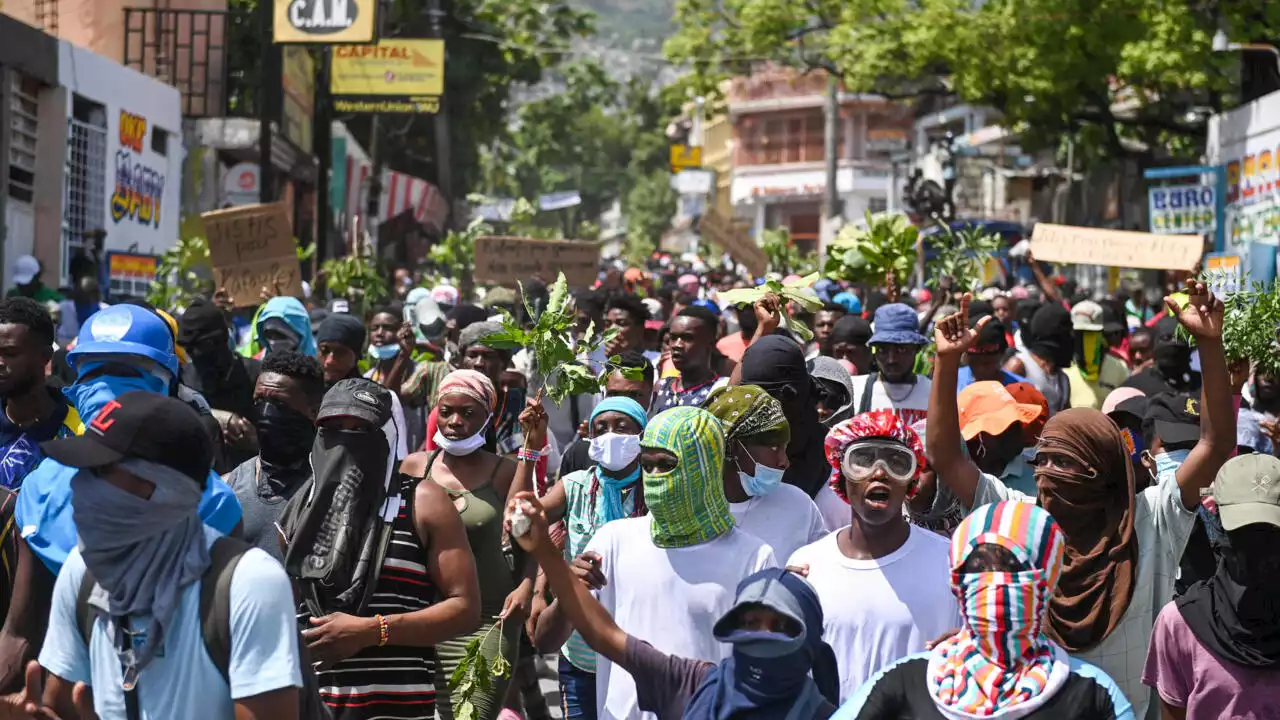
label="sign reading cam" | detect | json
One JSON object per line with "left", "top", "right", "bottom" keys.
{"left": 112, "top": 110, "right": 165, "bottom": 229}
{"left": 274, "top": 0, "right": 376, "bottom": 44}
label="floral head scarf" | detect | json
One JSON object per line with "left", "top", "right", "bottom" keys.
{"left": 703, "top": 385, "right": 790, "bottom": 446}
{"left": 824, "top": 410, "right": 926, "bottom": 501}
{"left": 641, "top": 407, "right": 733, "bottom": 548}
{"left": 928, "top": 501, "right": 1068, "bottom": 715}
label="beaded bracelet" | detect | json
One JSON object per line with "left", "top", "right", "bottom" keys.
{"left": 375, "top": 614, "right": 389, "bottom": 646}
{"left": 517, "top": 448, "right": 542, "bottom": 463}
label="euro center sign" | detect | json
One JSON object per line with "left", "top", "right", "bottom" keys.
{"left": 331, "top": 40, "right": 445, "bottom": 114}
{"left": 274, "top": 0, "right": 376, "bottom": 44}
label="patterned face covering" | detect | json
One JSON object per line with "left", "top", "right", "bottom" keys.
{"left": 642, "top": 407, "right": 733, "bottom": 548}
{"left": 927, "top": 501, "right": 1068, "bottom": 715}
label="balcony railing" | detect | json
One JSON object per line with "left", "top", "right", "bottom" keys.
{"left": 123, "top": 7, "right": 230, "bottom": 118}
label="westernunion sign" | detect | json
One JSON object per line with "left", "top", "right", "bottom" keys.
{"left": 274, "top": 0, "right": 376, "bottom": 44}
{"left": 330, "top": 39, "right": 445, "bottom": 114}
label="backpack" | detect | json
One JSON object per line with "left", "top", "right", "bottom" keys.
{"left": 75, "top": 535, "right": 332, "bottom": 720}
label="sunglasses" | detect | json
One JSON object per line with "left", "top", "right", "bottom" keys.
{"left": 842, "top": 440, "right": 918, "bottom": 482}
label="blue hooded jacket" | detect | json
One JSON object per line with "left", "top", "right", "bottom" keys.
{"left": 254, "top": 296, "right": 317, "bottom": 357}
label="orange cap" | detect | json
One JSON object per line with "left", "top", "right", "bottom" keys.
{"left": 958, "top": 381, "right": 1045, "bottom": 441}
{"left": 1004, "top": 381, "right": 1049, "bottom": 444}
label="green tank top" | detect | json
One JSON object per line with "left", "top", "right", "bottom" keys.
{"left": 428, "top": 452, "right": 516, "bottom": 617}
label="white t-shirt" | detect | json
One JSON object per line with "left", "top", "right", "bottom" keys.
{"left": 729, "top": 483, "right": 828, "bottom": 561}
{"left": 972, "top": 470, "right": 1195, "bottom": 720}
{"left": 848, "top": 374, "right": 932, "bottom": 426}
{"left": 787, "top": 524, "right": 961, "bottom": 702}
{"left": 813, "top": 483, "right": 851, "bottom": 532}
{"left": 39, "top": 526, "right": 302, "bottom": 719}
{"left": 586, "top": 515, "right": 778, "bottom": 720}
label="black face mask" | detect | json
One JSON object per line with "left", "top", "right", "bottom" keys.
{"left": 253, "top": 399, "right": 316, "bottom": 467}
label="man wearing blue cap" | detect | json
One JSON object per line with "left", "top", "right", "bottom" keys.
{"left": 849, "top": 303, "right": 932, "bottom": 425}
{"left": 0, "top": 304, "right": 242, "bottom": 691}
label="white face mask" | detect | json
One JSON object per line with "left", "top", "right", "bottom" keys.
{"left": 434, "top": 416, "right": 490, "bottom": 456}
{"left": 588, "top": 432, "right": 642, "bottom": 471}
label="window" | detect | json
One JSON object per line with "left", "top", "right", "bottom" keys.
{"left": 739, "top": 111, "right": 842, "bottom": 166}
{"left": 868, "top": 197, "right": 889, "bottom": 214}
{"left": 65, "top": 93, "right": 108, "bottom": 282}
{"left": 151, "top": 126, "right": 169, "bottom": 156}
{"left": 8, "top": 74, "right": 39, "bottom": 203}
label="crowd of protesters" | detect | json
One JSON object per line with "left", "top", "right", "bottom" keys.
{"left": 0, "top": 249, "right": 1272, "bottom": 720}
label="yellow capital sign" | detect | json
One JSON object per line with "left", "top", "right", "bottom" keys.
{"left": 274, "top": 0, "right": 376, "bottom": 44}
{"left": 670, "top": 144, "right": 703, "bottom": 171}
{"left": 330, "top": 40, "right": 445, "bottom": 113}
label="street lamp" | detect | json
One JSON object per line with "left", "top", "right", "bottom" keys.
{"left": 1212, "top": 29, "right": 1280, "bottom": 74}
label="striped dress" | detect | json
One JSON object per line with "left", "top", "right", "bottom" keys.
{"left": 311, "top": 475, "right": 439, "bottom": 720}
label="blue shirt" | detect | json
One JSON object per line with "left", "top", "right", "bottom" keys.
{"left": 38, "top": 526, "right": 301, "bottom": 718}
{"left": 0, "top": 389, "right": 81, "bottom": 491}
{"left": 956, "top": 366, "right": 1028, "bottom": 391}
{"left": 16, "top": 459, "right": 243, "bottom": 575}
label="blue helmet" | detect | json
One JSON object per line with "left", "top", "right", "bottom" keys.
{"left": 67, "top": 304, "right": 179, "bottom": 378}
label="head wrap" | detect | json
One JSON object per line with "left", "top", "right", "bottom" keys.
{"left": 704, "top": 385, "right": 790, "bottom": 447}
{"left": 1027, "top": 305, "right": 1075, "bottom": 368}
{"left": 590, "top": 396, "right": 647, "bottom": 428}
{"left": 459, "top": 321, "right": 504, "bottom": 353}
{"left": 588, "top": 397, "right": 649, "bottom": 526}
{"left": 928, "top": 501, "right": 1069, "bottom": 715}
{"left": 255, "top": 296, "right": 317, "bottom": 357}
{"left": 431, "top": 284, "right": 459, "bottom": 307}
{"left": 177, "top": 297, "right": 228, "bottom": 347}
{"left": 1034, "top": 408, "right": 1138, "bottom": 652}
{"left": 739, "top": 336, "right": 826, "bottom": 497}
{"left": 824, "top": 411, "right": 926, "bottom": 500}
{"left": 316, "top": 313, "right": 367, "bottom": 355}
{"left": 437, "top": 369, "right": 497, "bottom": 413}
{"left": 684, "top": 569, "right": 840, "bottom": 718}
{"left": 641, "top": 407, "right": 733, "bottom": 548}
{"left": 807, "top": 356, "right": 856, "bottom": 427}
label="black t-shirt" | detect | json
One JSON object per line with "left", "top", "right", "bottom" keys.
{"left": 557, "top": 436, "right": 592, "bottom": 481}
{"left": 843, "top": 655, "right": 1129, "bottom": 719}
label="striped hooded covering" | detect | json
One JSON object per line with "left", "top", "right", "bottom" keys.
{"left": 927, "top": 501, "right": 1070, "bottom": 717}
{"left": 641, "top": 406, "right": 733, "bottom": 548}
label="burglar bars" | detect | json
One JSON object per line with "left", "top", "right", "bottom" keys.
{"left": 122, "top": 7, "right": 230, "bottom": 118}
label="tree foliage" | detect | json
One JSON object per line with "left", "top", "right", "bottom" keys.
{"left": 825, "top": 213, "right": 918, "bottom": 301}
{"left": 665, "top": 0, "right": 1280, "bottom": 161}
{"left": 761, "top": 228, "right": 817, "bottom": 276}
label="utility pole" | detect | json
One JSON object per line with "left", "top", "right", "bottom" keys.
{"left": 258, "top": 0, "right": 276, "bottom": 204}
{"left": 428, "top": 0, "right": 452, "bottom": 225}
{"left": 821, "top": 74, "right": 842, "bottom": 259}
{"left": 314, "top": 47, "right": 332, "bottom": 266}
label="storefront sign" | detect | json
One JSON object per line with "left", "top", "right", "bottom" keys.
{"left": 670, "top": 145, "right": 703, "bottom": 172}
{"left": 474, "top": 236, "right": 600, "bottom": 287}
{"left": 1029, "top": 223, "right": 1203, "bottom": 271}
{"left": 281, "top": 47, "right": 315, "bottom": 151}
{"left": 222, "top": 162, "right": 260, "bottom": 207}
{"left": 274, "top": 0, "right": 375, "bottom": 44}
{"left": 1148, "top": 183, "right": 1216, "bottom": 235}
{"left": 102, "top": 252, "right": 158, "bottom": 302}
{"left": 331, "top": 40, "right": 443, "bottom": 114}
{"left": 202, "top": 203, "right": 303, "bottom": 306}
{"left": 111, "top": 109, "right": 165, "bottom": 229}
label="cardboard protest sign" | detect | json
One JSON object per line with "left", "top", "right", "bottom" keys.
{"left": 202, "top": 203, "right": 303, "bottom": 306}
{"left": 1030, "top": 223, "right": 1204, "bottom": 271}
{"left": 701, "top": 210, "right": 768, "bottom": 277}
{"left": 473, "top": 236, "right": 601, "bottom": 287}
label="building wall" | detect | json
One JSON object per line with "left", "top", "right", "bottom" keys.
{"left": 55, "top": 40, "right": 184, "bottom": 273}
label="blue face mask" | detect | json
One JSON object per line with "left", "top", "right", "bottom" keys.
{"left": 63, "top": 363, "right": 169, "bottom": 421}
{"left": 368, "top": 343, "right": 400, "bottom": 361}
{"left": 736, "top": 445, "right": 785, "bottom": 498}
{"left": 1154, "top": 448, "right": 1191, "bottom": 478}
